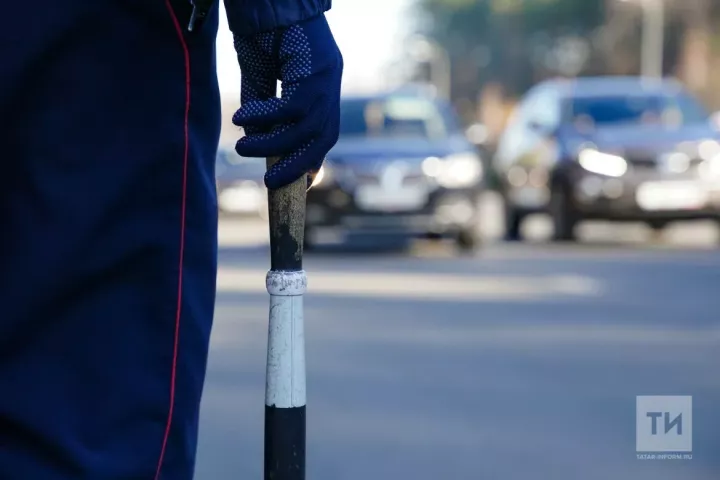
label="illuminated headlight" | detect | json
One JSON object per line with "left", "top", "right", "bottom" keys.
{"left": 309, "top": 165, "right": 330, "bottom": 188}
{"left": 701, "top": 154, "right": 720, "bottom": 178}
{"left": 422, "top": 153, "right": 482, "bottom": 188}
{"left": 578, "top": 149, "right": 627, "bottom": 177}
{"left": 697, "top": 139, "right": 720, "bottom": 161}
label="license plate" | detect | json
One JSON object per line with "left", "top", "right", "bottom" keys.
{"left": 636, "top": 181, "right": 707, "bottom": 211}
{"left": 354, "top": 185, "right": 428, "bottom": 212}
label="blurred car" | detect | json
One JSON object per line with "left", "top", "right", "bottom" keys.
{"left": 305, "top": 89, "right": 485, "bottom": 251}
{"left": 215, "top": 148, "right": 267, "bottom": 218}
{"left": 710, "top": 110, "right": 720, "bottom": 131}
{"left": 493, "top": 76, "right": 720, "bottom": 242}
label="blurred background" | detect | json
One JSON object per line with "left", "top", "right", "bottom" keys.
{"left": 199, "top": 1, "right": 720, "bottom": 479}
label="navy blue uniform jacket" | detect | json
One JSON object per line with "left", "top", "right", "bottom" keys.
{"left": 0, "top": 0, "right": 330, "bottom": 478}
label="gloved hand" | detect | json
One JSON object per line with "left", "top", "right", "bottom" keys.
{"left": 233, "top": 14, "right": 343, "bottom": 190}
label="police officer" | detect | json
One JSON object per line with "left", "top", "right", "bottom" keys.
{"left": 0, "top": 0, "right": 342, "bottom": 478}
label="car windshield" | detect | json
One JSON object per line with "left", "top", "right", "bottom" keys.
{"left": 339, "top": 96, "right": 456, "bottom": 139}
{"left": 564, "top": 93, "right": 708, "bottom": 128}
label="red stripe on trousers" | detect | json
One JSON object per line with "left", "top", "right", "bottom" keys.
{"left": 155, "top": 1, "right": 191, "bottom": 478}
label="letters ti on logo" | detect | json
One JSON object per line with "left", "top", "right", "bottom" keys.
{"left": 636, "top": 396, "right": 692, "bottom": 453}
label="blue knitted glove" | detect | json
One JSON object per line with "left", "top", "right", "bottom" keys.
{"left": 233, "top": 14, "right": 343, "bottom": 190}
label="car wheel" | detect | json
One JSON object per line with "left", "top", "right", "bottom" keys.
{"left": 424, "top": 232, "right": 443, "bottom": 241}
{"left": 502, "top": 196, "right": 524, "bottom": 242}
{"left": 646, "top": 220, "right": 668, "bottom": 241}
{"left": 647, "top": 220, "right": 668, "bottom": 231}
{"left": 456, "top": 227, "right": 481, "bottom": 253}
{"left": 550, "top": 183, "right": 579, "bottom": 242}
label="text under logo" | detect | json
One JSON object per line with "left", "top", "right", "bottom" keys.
{"left": 636, "top": 395, "right": 692, "bottom": 455}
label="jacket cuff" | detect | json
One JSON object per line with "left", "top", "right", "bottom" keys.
{"left": 225, "top": 0, "right": 332, "bottom": 37}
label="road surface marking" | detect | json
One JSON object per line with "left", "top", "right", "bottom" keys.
{"left": 217, "top": 268, "right": 603, "bottom": 301}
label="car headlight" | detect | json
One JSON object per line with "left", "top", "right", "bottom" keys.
{"left": 422, "top": 153, "right": 483, "bottom": 188}
{"left": 309, "top": 164, "right": 331, "bottom": 188}
{"left": 577, "top": 149, "right": 627, "bottom": 177}
{"left": 697, "top": 139, "right": 720, "bottom": 161}
{"left": 700, "top": 153, "right": 720, "bottom": 179}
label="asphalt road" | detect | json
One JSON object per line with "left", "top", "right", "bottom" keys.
{"left": 195, "top": 214, "right": 720, "bottom": 480}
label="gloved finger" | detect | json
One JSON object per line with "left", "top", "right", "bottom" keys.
{"left": 234, "top": 33, "right": 278, "bottom": 76}
{"left": 239, "top": 75, "right": 278, "bottom": 133}
{"left": 234, "top": 98, "right": 329, "bottom": 158}
{"left": 233, "top": 63, "right": 338, "bottom": 129}
{"left": 264, "top": 118, "right": 338, "bottom": 190}
{"left": 232, "top": 83, "right": 315, "bottom": 129}
{"left": 240, "top": 68, "right": 277, "bottom": 94}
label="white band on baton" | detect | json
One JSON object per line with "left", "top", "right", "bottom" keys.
{"left": 266, "top": 270, "right": 307, "bottom": 296}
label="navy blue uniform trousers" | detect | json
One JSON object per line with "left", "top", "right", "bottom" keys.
{"left": 0, "top": 1, "right": 221, "bottom": 478}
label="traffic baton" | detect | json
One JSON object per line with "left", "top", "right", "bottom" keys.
{"left": 264, "top": 156, "right": 307, "bottom": 480}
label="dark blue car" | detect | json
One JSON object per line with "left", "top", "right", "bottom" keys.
{"left": 305, "top": 89, "right": 485, "bottom": 251}
{"left": 493, "top": 76, "right": 720, "bottom": 242}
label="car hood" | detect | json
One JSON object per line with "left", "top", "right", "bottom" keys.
{"left": 328, "top": 135, "right": 474, "bottom": 166}
{"left": 562, "top": 123, "right": 719, "bottom": 155}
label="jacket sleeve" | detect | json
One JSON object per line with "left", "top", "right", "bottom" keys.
{"left": 224, "top": 0, "right": 332, "bottom": 37}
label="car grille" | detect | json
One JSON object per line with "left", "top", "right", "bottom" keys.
{"left": 625, "top": 154, "right": 656, "bottom": 169}
{"left": 352, "top": 172, "right": 427, "bottom": 186}
{"left": 331, "top": 161, "right": 429, "bottom": 187}
{"left": 625, "top": 154, "right": 703, "bottom": 172}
